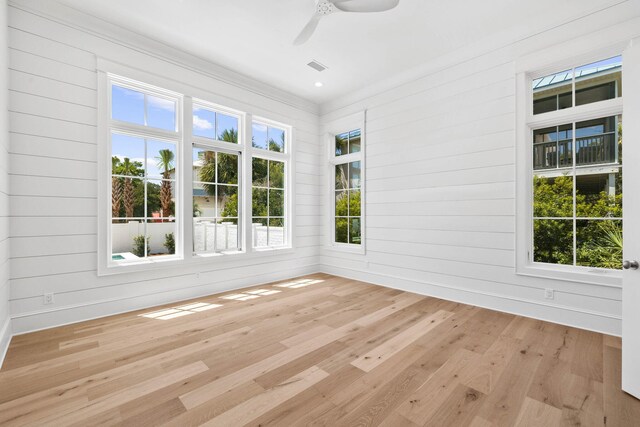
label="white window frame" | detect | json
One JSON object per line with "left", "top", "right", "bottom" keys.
{"left": 97, "top": 60, "right": 294, "bottom": 276}
{"left": 326, "top": 111, "right": 366, "bottom": 254}
{"left": 191, "top": 99, "right": 245, "bottom": 257}
{"left": 250, "top": 116, "right": 294, "bottom": 251}
{"left": 103, "top": 74, "right": 184, "bottom": 271}
{"left": 516, "top": 47, "right": 626, "bottom": 287}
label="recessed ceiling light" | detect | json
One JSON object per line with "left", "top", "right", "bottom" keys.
{"left": 315, "top": 82, "right": 323, "bottom": 87}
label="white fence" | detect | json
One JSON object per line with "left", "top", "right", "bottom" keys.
{"left": 112, "top": 221, "right": 175, "bottom": 255}
{"left": 193, "top": 221, "right": 239, "bottom": 253}
{"left": 252, "top": 224, "right": 284, "bottom": 248}
{"left": 112, "top": 221, "right": 285, "bottom": 256}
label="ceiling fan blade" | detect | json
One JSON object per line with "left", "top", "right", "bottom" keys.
{"left": 333, "top": 0, "right": 399, "bottom": 13}
{"left": 293, "top": 13, "right": 322, "bottom": 45}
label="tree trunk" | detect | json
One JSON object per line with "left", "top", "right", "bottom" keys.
{"left": 160, "top": 172, "right": 172, "bottom": 219}
{"left": 112, "top": 177, "right": 122, "bottom": 218}
{"left": 123, "top": 178, "right": 134, "bottom": 218}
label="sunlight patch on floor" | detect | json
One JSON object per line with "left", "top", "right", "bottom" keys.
{"left": 275, "top": 278, "right": 325, "bottom": 289}
{"left": 246, "top": 289, "right": 282, "bottom": 295}
{"left": 220, "top": 293, "right": 260, "bottom": 301}
{"left": 139, "top": 302, "right": 223, "bottom": 320}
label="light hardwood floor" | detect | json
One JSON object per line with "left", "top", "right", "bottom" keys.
{"left": 1, "top": 274, "right": 639, "bottom": 426}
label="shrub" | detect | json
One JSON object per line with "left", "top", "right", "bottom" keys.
{"left": 132, "top": 235, "right": 149, "bottom": 257}
{"left": 164, "top": 232, "right": 175, "bottom": 255}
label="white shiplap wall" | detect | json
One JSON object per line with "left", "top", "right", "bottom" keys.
{"left": 0, "top": 0, "right": 11, "bottom": 362}
{"left": 320, "top": 2, "right": 640, "bottom": 336}
{"left": 6, "top": 1, "right": 322, "bottom": 334}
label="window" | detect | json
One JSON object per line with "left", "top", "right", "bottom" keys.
{"left": 330, "top": 128, "right": 364, "bottom": 249}
{"left": 109, "top": 79, "right": 181, "bottom": 264}
{"left": 532, "top": 56, "right": 622, "bottom": 114}
{"left": 192, "top": 148, "right": 241, "bottom": 254}
{"left": 522, "top": 55, "right": 623, "bottom": 277}
{"left": 191, "top": 103, "right": 242, "bottom": 255}
{"left": 193, "top": 106, "right": 239, "bottom": 142}
{"left": 252, "top": 122, "right": 285, "bottom": 152}
{"left": 251, "top": 120, "right": 289, "bottom": 249}
{"left": 101, "top": 68, "right": 293, "bottom": 273}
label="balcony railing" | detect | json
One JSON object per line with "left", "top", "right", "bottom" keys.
{"left": 533, "top": 133, "right": 617, "bottom": 170}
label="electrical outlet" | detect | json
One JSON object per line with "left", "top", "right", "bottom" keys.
{"left": 44, "top": 293, "right": 54, "bottom": 305}
{"left": 544, "top": 289, "right": 554, "bottom": 300}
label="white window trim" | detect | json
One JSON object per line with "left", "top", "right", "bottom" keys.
{"left": 250, "top": 116, "right": 294, "bottom": 251}
{"left": 97, "top": 59, "right": 294, "bottom": 276}
{"left": 326, "top": 111, "right": 366, "bottom": 254}
{"left": 102, "top": 73, "right": 184, "bottom": 274}
{"left": 190, "top": 98, "right": 245, "bottom": 257}
{"left": 515, "top": 48, "right": 627, "bottom": 288}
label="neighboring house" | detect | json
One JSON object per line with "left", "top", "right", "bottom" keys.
{"left": 169, "top": 159, "right": 225, "bottom": 219}
{"left": 532, "top": 61, "right": 622, "bottom": 197}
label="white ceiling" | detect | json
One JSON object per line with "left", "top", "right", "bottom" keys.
{"left": 56, "top": 0, "right": 619, "bottom": 104}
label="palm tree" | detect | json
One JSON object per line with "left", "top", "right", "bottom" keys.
{"left": 111, "top": 156, "right": 122, "bottom": 218}
{"left": 119, "top": 158, "right": 138, "bottom": 218}
{"left": 198, "top": 150, "right": 216, "bottom": 197}
{"left": 220, "top": 128, "right": 238, "bottom": 144}
{"left": 156, "top": 149, "right": 175, "bottom": 219}
{"left": 198, "top": 129, "right": 238, "bottom": 198}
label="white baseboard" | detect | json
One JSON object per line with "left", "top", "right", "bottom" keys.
{"left": 0, "top": 315, "right": 12, "bottom": 370}
{"left": 11, "top": 265, "right": 321, "bottom": 335}
{"left": 318, "top": 264, "right": 621, "bottom": 337}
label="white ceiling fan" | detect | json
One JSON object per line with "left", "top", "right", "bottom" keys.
{"left": 294, "top": 0, "right": 400, "bottom": 45}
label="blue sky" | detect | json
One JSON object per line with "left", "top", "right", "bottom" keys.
{"left": 112, "top": 85, "right": 176, "bottom": 131}
{"left": 252, "top": 123, "right": 285, "bottom": 151}
{"left": 193, "top": 106, "right": 238, "bottom": 141}
{"left": 111, "top": 133, "right": 175, "bottom": 178}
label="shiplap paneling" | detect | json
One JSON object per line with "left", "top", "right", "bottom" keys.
{"left": 319, "top": 3, "right": 640, "bottom": 336}
{"left": 0, "top": 0, "right": 12, "bottom": 367}
{"left": 6, "top": 2, "right": 322, "bottom": 334}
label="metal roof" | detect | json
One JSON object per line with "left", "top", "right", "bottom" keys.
{"left": 532, "top": 56, "right": 622, "bottom": 91}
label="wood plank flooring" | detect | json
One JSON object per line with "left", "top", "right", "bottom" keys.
{"left": 1, "top": 273, "right": 639, "bottom": 426}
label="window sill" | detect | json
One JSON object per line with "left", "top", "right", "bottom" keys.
{"left": 326, "top": 243, "right": 365, "bottom": 255}
{"left": 516, "top": 262, "right": 622, "bottom": 288}
{"left": 99, "top": 246, "right": 294, "bottom": 276}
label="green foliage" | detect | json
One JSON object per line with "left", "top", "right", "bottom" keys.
{"left": 533, "top": 218, "right": 573, "bottom": 265}
{"left": 576, "top": 221, "right": 622, "bottom": 269}
{"left": 197, "top": 150, "right": 238, "bottom": 197}
{"left": 132, "top": 235, "right": 149, "bottom": 257}
{"left": 335, "top": 190, "right": 361, "bottom": 217}
{"left": 222, "top": 193, "right": 238, "bottom": 224}
{"left": 533, "top": 175, "right": 622, "bottom": 269}
{"left": 113, "top": 158, "right": 144, "bottom": 218}
{"left": 335, "top": 191, "right": 361, "bottom": 244}
{"left": 164, "top": 233, "right": 175, "bottom": 255}
{"left": 155, "top": 149, "right": 175, "bottom": 177}
{"left": 250, "top": 158, "right": 284, "bottom": 222}
{"left": 335, "top": 218, "right": 348, "bottom": 243}
{"left": 221, "top": 129, "right": 238, "bottom": 143}
{"left": 533, "top": 175, "right": 573, "bottom": 217}
{"left": 156, "top": 149, "right": 175, "bottom": 217}
{"left": 117, "top": 157, "right": 144, "bottom": 177}
{"left": 133, "top": 181, "right": 163, "bottom": 217}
